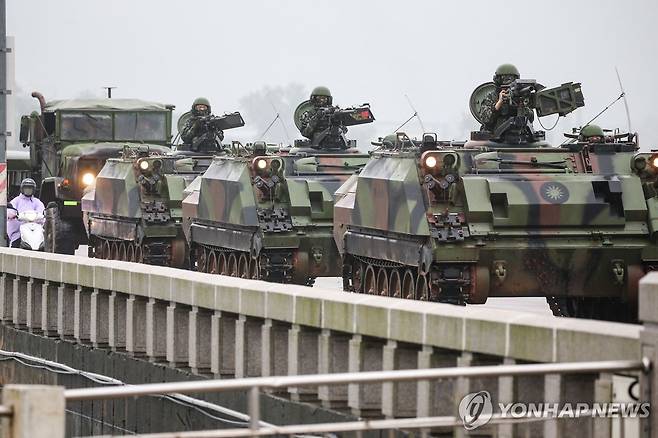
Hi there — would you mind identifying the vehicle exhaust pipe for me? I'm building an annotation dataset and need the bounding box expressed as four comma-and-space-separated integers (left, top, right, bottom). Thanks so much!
31, 91, 46, 112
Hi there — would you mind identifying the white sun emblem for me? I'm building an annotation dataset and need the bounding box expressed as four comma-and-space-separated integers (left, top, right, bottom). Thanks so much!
544, 185, 564, 201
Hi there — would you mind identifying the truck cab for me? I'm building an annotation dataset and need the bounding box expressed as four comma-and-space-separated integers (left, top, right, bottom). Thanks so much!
17, 93, 174, 253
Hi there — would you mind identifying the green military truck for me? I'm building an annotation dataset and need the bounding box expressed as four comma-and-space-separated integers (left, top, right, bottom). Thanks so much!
18, 92, 174, 253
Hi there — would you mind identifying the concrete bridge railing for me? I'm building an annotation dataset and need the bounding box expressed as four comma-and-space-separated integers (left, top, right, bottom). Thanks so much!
0, 248, 650, 437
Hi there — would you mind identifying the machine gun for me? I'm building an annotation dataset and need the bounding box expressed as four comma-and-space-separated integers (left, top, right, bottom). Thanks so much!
197, 111, 246, 132
502, 80, 584, 117
293, 101, 375, 150
315, 105, 375, 127
470, 80, 584, 144
176, 111, 245, 153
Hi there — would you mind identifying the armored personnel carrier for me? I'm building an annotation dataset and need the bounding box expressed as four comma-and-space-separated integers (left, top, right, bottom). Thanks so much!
18, 93, 174, 254
334, 80, 656, 323
81, 112, 245, 267
183, 91, 374, 284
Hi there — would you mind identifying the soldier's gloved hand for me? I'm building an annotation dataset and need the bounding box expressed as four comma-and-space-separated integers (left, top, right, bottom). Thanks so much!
495, 89, 509, 111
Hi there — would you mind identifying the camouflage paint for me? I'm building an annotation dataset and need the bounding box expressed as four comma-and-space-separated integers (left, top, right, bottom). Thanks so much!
334, 140, 657, 320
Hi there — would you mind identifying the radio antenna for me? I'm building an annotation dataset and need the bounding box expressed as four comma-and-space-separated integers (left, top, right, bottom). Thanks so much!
404, 94, 426, 133
615, 66, 632, 133
267, 97, 292, 144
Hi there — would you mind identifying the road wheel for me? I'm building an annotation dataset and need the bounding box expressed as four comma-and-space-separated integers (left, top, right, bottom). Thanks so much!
127, 243, 136, 262
351, 259, 364, 293
389, 269, 402, 298
364, 265, 376, 294
118, 242, 127, 261
135, 245, 144, 263
416, 274, 429, 301
227, 253, 238, 276
249, 257, 260, 279
102, 241, 111, 260
217, 252, 227, 275
95, 240, 105, 259
238, 253, 249, 278
376, 268, 389, 296
207, 251, 218, 274
110, 242, 119, 260
402, 269, 415, 299
196, 247, 207, 272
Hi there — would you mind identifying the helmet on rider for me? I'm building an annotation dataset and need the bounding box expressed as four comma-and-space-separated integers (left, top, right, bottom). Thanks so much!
20, 178, 36, 197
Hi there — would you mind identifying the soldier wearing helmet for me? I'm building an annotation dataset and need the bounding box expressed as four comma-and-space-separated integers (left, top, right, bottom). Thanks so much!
579, 124, 605, 143
6, 178, 45, 247
298, 86, 348, 149
180, 97, 225, 153
478, 64, 528, 134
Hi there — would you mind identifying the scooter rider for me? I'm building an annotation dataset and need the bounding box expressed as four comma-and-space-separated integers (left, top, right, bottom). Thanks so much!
7, 178, 45, 248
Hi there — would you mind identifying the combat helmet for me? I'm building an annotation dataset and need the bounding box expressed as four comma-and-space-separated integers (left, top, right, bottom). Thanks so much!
191, 97, 211, 116
493, 63, 520, 87
381, 133, 398, 149
310, 86, 332, 106
579, 124, 605, 142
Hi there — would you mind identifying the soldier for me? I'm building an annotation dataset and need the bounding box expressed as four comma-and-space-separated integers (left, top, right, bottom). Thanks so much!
180, 97, 225, 153
479, 64, 527, 134
579, 124, 605, 143
299, 86, 348, 150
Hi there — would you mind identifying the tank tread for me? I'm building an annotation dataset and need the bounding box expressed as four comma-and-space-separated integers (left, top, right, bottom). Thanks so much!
193, 243, 316, 286
345, 255, 472, 305
90, 236, 173, 267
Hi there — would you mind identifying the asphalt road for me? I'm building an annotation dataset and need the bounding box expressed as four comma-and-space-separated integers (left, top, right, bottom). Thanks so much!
76, 246, 554, 317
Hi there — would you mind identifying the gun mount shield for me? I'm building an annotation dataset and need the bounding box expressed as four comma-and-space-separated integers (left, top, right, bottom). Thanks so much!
469, 82, 496, 124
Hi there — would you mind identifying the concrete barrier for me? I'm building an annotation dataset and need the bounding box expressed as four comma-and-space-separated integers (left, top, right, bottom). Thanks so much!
0, 248, 645, 437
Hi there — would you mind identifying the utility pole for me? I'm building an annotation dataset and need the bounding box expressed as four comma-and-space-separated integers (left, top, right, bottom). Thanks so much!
0, 0, 8, 246
103, 86, 116, 98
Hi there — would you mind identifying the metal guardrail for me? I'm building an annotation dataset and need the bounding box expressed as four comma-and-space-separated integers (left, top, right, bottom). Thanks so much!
63, 359, 650, 437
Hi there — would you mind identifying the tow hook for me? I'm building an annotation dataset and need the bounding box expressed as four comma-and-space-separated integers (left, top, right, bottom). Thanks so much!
611, 260, 625, 285
493, 260, 507, 284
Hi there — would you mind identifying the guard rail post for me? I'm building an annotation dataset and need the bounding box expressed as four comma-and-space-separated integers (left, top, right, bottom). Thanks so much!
1, 385, 65, 438
640, 273, 658, 438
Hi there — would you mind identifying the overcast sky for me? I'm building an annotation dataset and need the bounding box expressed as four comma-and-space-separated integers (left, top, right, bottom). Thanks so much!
7, 0, 658, 148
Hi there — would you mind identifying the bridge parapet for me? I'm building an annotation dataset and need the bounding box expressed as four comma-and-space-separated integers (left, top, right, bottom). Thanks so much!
0, 248, 645, 437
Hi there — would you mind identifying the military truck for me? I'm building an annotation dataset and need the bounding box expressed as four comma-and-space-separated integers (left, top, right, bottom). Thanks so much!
18, 93, 174, 253
182, 101, 374, 285
334, 81, 657, 323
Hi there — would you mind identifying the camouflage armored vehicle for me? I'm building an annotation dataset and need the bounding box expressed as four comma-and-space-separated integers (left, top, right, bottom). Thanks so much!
18, 93, 174, 254
81, 112, 245, 267
183, 89, 374, 284
334, 80, 657, 323
81, 152, 213, 267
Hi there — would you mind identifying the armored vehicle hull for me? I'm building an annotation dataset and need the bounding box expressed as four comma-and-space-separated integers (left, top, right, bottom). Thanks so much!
183, 150, 370, 284
334, 140, 655, 322
82, 153, 212, 267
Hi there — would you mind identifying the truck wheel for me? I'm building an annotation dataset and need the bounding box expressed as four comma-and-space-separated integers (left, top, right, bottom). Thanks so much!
44, 204, 76, 255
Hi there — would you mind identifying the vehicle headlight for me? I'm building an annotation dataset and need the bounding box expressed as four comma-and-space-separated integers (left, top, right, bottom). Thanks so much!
255, 158, 268, 170
424, 155, 438, 169
82, 172, 96, 186
24, 211, 37, 222
139, 160, 150, 171
650, 155, 658, 169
